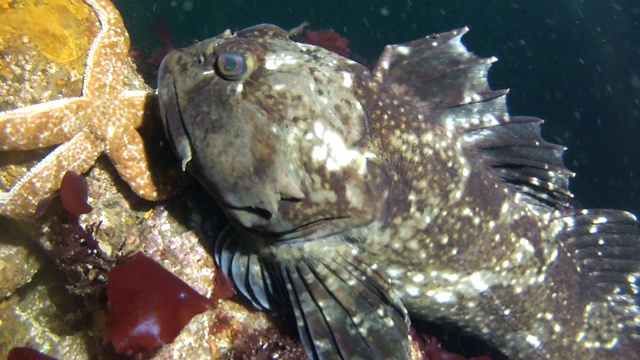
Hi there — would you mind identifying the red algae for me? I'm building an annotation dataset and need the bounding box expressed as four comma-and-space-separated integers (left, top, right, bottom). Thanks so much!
7, 347, 58, 360
153, 13, 174, 52
297, 29, 351, 57
209, 309, 306, 360
106, 252, 211, 354
410, 327, 494, 360
211, 265, 235, 303
60, 171, 92, 215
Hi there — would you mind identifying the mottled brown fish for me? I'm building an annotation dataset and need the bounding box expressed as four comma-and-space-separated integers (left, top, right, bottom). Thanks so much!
157, 24, 640, 359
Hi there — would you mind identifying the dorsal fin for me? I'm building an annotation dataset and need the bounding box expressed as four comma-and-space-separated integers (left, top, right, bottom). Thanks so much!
373, 28, 574, 209
373, 27, 504, 111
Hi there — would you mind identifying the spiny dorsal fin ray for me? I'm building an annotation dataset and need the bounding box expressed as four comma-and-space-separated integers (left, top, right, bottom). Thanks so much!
281, 253, 410, 360
469, 115, 575, 207
449, 98, 574, 209
373, 27, 504, 111
374, 28, 574, 209
554, 209, 640, 337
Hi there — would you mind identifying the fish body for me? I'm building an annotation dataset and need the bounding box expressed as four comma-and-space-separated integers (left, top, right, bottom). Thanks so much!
157, 24, 640, 359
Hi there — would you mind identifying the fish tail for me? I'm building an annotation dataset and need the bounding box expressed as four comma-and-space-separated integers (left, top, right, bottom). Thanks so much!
553, 209, 640, 348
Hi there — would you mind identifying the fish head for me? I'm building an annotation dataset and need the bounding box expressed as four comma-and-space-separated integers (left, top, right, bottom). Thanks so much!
158, 24, 388, 240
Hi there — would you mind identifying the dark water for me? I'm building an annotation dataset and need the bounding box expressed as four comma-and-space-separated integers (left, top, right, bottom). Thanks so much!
115, 0, 640, 216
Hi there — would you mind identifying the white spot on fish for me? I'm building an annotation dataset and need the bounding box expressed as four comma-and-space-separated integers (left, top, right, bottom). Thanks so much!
594, 216, 608, 224
482, 113, 499, 125
387, 268, 403, 278
519, 238, 535, 253
427, 290, 455, 303
470, 272, 490, 292
526, 334, 541, 348
412, 273, 425, 283
501, 202, 510, 214
342, 72, 353, 87
310, 122, 375, 174
405, 285, 420, 297
396, 46, 411, 56
265, 52, 299, 70
554, 323, 563, 333
312, 144, 328, 162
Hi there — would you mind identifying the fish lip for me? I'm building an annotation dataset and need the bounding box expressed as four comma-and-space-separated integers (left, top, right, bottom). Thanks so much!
226, 206, 273, 227
220, 189, 305, 229
224, 192, 304, 214
157, 50, 194, 171
224, 205, 348, 239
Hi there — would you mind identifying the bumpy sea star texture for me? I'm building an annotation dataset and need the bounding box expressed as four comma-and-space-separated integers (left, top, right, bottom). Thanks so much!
0, 0, 181, 220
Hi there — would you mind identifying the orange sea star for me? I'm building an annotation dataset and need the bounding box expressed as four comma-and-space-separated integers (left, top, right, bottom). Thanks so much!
0, 0, 180, 219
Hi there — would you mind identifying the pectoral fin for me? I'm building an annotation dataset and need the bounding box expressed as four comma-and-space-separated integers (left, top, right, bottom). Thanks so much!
214, 228, 410, 359
280, 253, 410, 360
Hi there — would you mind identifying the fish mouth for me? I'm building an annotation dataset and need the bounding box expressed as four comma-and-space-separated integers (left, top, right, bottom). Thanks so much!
223, 195, 296, 229
226, 195, 303, 222
217, 177, 307, 230
224, 202, 348, 240
226, 206, 275, 227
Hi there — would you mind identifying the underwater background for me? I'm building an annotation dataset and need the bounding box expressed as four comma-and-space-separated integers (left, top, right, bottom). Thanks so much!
114, 0, 640, 216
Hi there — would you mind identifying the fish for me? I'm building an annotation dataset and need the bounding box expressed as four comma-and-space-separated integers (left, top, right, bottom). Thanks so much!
156, 24, 640, 359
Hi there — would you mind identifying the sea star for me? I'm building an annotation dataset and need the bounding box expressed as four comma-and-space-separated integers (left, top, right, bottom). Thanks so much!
0, 0, 180, 219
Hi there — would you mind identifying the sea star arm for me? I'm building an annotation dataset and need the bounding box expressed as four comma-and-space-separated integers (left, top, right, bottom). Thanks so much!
0, 97, 89, 150
120, 90, 155, 129
106, 124, 175, 201
0, 130, 104, 218
1, 0, 183, 219
103, 90, 180, 201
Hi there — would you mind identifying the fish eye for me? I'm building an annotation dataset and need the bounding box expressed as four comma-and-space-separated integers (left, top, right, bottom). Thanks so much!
214, 52, 250, 81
